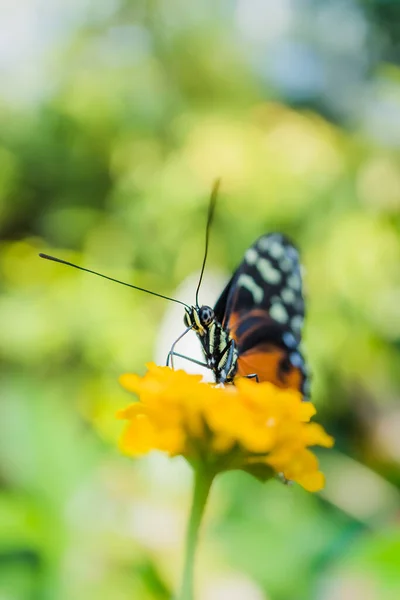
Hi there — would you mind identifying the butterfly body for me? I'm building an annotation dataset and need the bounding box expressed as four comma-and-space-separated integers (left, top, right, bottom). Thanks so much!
186, 233, 310, 397
184, 305, 238, 383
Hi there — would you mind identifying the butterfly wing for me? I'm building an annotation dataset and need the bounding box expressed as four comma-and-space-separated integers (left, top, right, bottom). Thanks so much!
214, 233, 309, 396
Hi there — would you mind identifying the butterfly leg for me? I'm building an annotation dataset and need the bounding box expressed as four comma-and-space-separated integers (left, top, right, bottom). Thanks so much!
246, 373, 259, 382
168, 351, 208, 369
277, 473, 293, 486
166, 326, 195, 369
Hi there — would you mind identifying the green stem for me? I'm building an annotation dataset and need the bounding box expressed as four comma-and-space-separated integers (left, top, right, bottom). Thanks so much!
177, 466, 215, 600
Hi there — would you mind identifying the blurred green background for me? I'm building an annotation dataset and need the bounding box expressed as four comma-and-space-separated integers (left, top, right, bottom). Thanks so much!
1, 1, 400, 599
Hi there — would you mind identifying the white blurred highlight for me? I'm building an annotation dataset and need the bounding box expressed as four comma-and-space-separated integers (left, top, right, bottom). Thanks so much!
321, 451, 400, 526
235, 0, 293, 43
320, 574, 377, 600
374, 410, 400, 463
128, 501, 183, 549
200, 573, 267, 600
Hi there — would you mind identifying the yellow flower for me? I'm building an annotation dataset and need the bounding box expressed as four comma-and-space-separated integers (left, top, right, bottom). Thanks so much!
117, 363, 334, 492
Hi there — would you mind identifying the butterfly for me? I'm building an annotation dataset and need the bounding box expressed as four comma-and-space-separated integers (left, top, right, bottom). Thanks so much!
181, 232, 309, 398
40, 182, 309, 398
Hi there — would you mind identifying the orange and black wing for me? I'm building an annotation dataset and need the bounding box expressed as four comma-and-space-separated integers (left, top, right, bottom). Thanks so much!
214, 233, 309, 397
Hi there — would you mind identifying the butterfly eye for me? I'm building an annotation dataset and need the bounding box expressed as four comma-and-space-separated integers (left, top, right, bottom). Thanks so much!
199, 306, 214, 326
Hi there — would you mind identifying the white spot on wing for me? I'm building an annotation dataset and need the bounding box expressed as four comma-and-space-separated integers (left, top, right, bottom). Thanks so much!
289, 352, 303, 368
287, 273, 302, 291
279, 257, 294, 272
287, 246, 299, 261
268, 241, 285, 259
245, 248, 258, 265
282, 332, 297, 348
291, 315, 303, 331
237, 274, 263, 304
257, 237, 270, 251
269, 301, 288, 324
269, 234, 283, 242
257, 258, 282, 284
281, 287, 296, 304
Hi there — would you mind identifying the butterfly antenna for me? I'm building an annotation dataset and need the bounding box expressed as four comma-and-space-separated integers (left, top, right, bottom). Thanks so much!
39, 253, 191, 309
195, 178, 221, 307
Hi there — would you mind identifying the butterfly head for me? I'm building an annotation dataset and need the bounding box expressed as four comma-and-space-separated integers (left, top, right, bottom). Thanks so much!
184, 305, 215, 335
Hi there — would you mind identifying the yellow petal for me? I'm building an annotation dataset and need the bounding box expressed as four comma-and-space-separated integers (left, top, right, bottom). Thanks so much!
119, 373, 141, 394
116, 403, 145, 420
295, 471, 326, 492
303, 423, 335, 448
119, 415, 157, 456
157, 428, 186, 455
298, 402, 317, 421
